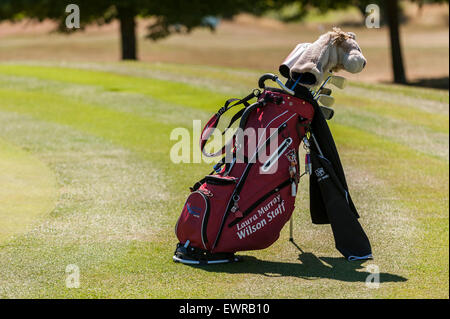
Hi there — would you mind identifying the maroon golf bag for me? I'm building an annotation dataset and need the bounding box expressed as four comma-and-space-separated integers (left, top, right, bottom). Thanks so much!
173, 74, 316, 264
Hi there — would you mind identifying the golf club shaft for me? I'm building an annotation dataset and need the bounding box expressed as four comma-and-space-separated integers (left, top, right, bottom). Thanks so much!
313, 75, 332, 98
310, 133, 324, 156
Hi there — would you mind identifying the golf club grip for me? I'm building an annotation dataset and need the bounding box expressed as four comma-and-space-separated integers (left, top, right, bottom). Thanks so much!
258, 73, 278, 89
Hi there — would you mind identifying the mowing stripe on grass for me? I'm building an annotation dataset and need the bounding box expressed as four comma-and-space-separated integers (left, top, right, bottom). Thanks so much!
0, 86, 447, 266
0, 111, 172, 297
0, 64, 447, 156
2, 64, 446, 135
344, 85, 449, 115
0, 74, 213, 128
0, 87, 216, 197
349, 80, 449, 104
331, 122, 448, 209
0, 63, 447, 298
334, 92, 449, 134
331, 123, 449, 298
0, 138, 57, 243
0, 61, 262, 96
334, 106, 449, 161
0, 64, 230, 112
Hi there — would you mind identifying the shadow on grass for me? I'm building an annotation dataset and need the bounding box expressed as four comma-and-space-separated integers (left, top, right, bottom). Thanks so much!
195, 241, 407, 284
407, 77, 449, 90
382, 77, 449, 90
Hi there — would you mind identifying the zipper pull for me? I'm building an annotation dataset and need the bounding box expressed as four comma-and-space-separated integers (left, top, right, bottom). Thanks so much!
288, 149, 297, 177
230, 195, 241, 216
291, 180, 297, 197
303, 137, 312, 175
231, 203, 243, 218
288, 151, 298, 197
289, 164, 296, 177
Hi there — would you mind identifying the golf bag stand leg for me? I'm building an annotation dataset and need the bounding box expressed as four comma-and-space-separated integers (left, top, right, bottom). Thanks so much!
289, 216, 293, 242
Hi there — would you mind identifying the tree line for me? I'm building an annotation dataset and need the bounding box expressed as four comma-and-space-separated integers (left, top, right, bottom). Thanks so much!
0, 0, 447, 84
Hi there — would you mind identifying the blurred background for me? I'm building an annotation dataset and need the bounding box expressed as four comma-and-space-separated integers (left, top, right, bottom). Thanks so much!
0, 0, 448, 87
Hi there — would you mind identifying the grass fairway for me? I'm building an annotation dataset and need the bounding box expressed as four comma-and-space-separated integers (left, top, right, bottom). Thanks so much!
0, 139, 57, 242
0, 62, 448, 298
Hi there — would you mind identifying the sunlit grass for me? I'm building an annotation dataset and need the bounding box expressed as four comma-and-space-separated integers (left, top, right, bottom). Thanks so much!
0, 138, 57, 242
0, 63, 447, 298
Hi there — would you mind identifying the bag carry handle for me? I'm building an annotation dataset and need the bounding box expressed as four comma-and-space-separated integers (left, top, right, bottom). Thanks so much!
258, 73, 295, 95
201, 72, 296, 158
200, 90, 260, 157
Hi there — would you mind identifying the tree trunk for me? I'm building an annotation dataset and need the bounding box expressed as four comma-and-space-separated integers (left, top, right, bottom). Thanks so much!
117, 5, 137, 60
385, 0, 407, 84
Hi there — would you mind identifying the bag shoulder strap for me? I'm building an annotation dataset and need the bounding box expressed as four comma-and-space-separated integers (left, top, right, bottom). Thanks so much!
200, 90, 260, 157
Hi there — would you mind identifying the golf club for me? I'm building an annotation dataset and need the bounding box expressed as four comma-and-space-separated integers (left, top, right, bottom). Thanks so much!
316, 94, 335, 107
328, 75, 347, 90
313, 74, 347, 97
317, 87, 332, 96
314, 86, 335, 120
319, 105, 335, 120
312, 73, 332, 97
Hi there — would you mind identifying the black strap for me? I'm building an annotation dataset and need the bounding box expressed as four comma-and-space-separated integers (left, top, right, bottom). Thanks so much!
222, 108, 246, 135
201, 90, 260, 158
218, 90, 257, 117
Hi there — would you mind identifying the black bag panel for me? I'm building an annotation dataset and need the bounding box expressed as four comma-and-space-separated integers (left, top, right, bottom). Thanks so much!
308, 103, 359, 225
311, 153, 372, 259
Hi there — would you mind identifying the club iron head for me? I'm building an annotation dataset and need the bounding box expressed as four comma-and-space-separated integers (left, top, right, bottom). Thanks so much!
328, 75, 347, 89
317, 87, 332, 96
316, 94, 335, 107
319, 105, 335, 120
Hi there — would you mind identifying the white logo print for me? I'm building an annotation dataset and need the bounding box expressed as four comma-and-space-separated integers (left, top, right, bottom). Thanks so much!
315, 167, 329, 182
315, 168, 325, 177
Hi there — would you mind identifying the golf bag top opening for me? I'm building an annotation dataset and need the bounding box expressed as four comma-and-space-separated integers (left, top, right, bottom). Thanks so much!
291, 72, 317, 85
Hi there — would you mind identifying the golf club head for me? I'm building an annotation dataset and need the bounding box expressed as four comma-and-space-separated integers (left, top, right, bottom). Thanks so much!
329, 76, 347, 89
316, 94, 335, 107
317, 87, 332, 96
319, 105, 335, 120
311, 73, 332, 97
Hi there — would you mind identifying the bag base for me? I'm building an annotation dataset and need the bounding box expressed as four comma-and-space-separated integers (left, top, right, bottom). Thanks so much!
173, 242, 242, 265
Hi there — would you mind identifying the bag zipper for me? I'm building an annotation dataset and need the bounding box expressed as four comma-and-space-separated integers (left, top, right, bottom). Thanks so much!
196, 191, 211, 250
204, 175, 237, 185
261, 137, 293, 173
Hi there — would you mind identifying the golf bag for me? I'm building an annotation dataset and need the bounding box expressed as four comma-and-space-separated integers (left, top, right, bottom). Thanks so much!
174, 75, 315, 264
174, 74, 372, 265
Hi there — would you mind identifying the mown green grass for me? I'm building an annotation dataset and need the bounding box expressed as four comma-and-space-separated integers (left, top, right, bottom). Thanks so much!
0, 62, 448, 298
0, 138, 57, 242
0, 64, 229, 112
350, 81, 449, 104
333, 91, 448, 134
